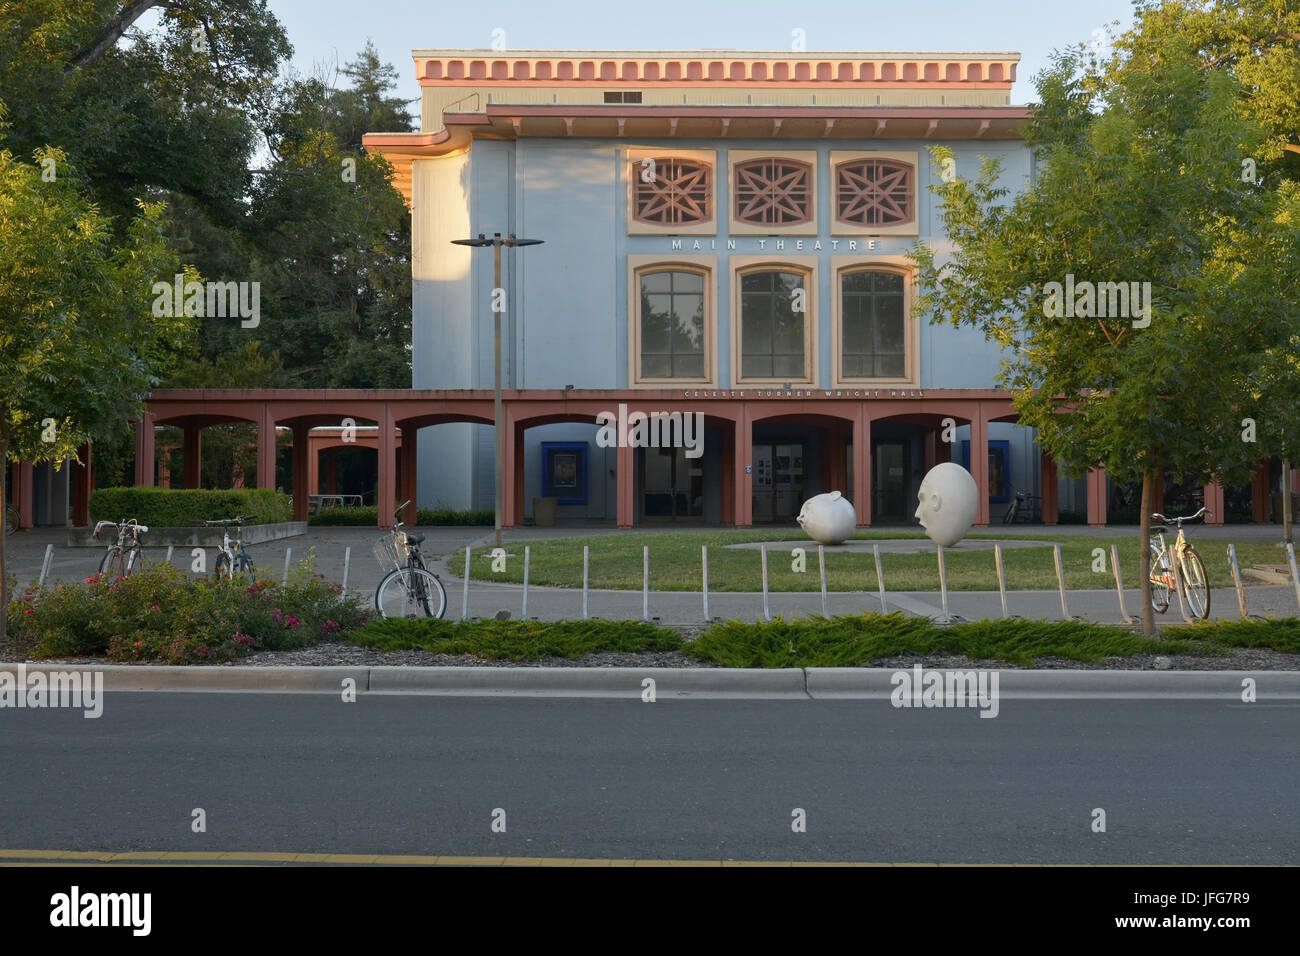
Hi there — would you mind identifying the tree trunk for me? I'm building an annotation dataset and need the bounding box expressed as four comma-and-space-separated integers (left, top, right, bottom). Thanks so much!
63, 0, 163, 75
1, 430, 8, 645
1283, 460, 1293, 545
1139, 468, 1154, 637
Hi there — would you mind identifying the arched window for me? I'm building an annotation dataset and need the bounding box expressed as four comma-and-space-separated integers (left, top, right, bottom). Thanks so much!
739, 270, 808, 380
835, 159, 914, 227
839, 269, 906, 378
734, 158, 813, 226
638, 268, 706, 380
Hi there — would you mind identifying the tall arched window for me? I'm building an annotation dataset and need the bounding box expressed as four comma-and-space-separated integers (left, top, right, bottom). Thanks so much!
639, 269, 706, 379
838, 268, 907, 380
739, 270, 807, 380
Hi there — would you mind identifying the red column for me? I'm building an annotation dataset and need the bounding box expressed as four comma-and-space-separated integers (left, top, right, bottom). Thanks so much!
616, 439, 635, 528
401, 427, 418, 526
291, 424, 309, 522
182, 425, 201, 489
71, 442, 93, 527
377, 404, 396, 528
854, 405, 870, 526
1040, 451, 1058, 525
970, 406, 990, 527
720, 424, 735, 525
134, 413, 155, 487
1251, 461, 1270, 523
511, 421, 526, 527
256, 407, 276, 490
735, 405, 753, 527
1086, 468, 1107, 526
824, 422, 847, 495
1202, 481, 1225, 525
308, 440, 320, 497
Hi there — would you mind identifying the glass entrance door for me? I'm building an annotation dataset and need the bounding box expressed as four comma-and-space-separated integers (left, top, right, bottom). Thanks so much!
873, 441, 908, 522
641, 447, 703, 521
752, 442, 804, 522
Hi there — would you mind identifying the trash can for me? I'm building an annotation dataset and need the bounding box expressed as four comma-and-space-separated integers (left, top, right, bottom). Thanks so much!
533, 496, 558, 527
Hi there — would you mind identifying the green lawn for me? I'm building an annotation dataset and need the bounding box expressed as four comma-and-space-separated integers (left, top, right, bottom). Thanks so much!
458, 529, 1286, 592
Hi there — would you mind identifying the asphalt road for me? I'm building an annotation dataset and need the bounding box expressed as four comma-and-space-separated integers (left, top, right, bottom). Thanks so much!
2, 693, 1295, 864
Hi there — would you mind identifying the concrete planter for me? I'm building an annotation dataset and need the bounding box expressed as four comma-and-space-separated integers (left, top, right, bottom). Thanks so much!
66, 521, 308, 548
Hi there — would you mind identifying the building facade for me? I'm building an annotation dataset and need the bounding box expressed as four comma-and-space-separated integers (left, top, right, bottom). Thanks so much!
365, 48, 1063, 527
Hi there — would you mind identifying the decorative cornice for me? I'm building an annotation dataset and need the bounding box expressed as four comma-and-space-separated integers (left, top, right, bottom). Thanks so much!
413, 52, 1018, 87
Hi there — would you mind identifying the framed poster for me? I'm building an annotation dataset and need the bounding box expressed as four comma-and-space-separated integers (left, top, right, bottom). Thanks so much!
541, 442, 588, 505
961, 439, 1012, 503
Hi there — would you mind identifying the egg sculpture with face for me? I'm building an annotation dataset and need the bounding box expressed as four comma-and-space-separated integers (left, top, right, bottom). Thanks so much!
796, 491, 857, 545
914, 462, 979, 547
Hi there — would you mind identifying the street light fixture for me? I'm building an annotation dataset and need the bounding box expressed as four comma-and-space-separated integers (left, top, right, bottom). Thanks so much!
450, 232, 544, 548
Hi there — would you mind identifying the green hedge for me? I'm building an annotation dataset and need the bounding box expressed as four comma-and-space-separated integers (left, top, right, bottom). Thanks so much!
309, 506, 494, 526
348, 617, 682, 659
89, 487, 292, 527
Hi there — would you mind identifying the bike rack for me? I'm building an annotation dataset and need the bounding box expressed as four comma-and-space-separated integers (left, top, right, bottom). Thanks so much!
993, 543, 1009, 619
873, 544, 887, 614
1110, 544, 1136, 626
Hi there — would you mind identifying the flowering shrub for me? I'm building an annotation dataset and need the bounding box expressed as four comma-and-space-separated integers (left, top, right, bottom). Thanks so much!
6, 558, 368, 664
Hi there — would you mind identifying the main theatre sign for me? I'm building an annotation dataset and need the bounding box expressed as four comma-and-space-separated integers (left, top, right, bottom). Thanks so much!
668, 238, 885, 252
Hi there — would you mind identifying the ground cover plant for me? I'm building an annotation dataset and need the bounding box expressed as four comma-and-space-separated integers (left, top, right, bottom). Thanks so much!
6, 555, 368, 663
348, 617, 682, 660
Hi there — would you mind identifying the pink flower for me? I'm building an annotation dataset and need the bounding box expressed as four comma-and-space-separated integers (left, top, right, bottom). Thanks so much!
151, 604, 161, 612
284, 616, 300, 628
24, 608, 34, 615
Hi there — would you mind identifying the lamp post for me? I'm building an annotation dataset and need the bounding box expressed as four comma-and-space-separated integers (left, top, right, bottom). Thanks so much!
451, 233, 544, 549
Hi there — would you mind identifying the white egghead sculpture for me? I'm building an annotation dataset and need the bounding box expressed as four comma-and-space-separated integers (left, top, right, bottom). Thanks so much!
915, 462, 979, 547
797, 491, 857, 545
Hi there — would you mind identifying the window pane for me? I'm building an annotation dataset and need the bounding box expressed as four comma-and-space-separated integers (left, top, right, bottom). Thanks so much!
773, 353, 805, 378
641, 271, 672, 293
642, 353, 671, 378
671, 293, 704, 354
674, 353, 704, 378
642, 294, 671, 353
674, 271, 703, 293
742, 353, 772, 378
878, 353, 905, 378
742, 293, 773, 353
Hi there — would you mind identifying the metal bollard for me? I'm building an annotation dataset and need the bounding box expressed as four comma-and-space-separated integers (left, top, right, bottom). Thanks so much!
761, 544, 771, 622
818, 545, 828, 617
282, 548, 292, 586
1288, 543, 1300, 613
582, 545, 590, 621
165, 545, 175, 566
461, 547, 471, 621
993, 543, 1009, 619
1226, 544, 1248, 621
38, 544, 54, 588
341, 546, 351, 598
522, 546, 531, 620
642, 545, 649, 622
1052, 544, 1070, 620
937, 545, 951, 622
1111, 544, 1135, 625
873, 544, 887, 614
701, 545, 710, 622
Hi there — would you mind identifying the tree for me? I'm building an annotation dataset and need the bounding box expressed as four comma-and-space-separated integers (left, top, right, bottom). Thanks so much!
908, 24, 1299, 635
0, 137, 183, 639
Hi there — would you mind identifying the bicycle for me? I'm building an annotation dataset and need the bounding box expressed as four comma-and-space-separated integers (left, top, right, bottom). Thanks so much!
93, 517, 149, 577
1149, 507, 1211, 620
374, 499, 446, 618
204, 515, 257, 580
1003, 489, 1041, 524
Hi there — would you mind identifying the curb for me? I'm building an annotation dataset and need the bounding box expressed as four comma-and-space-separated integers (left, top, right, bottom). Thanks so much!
3, 664, 1296, 699
806, 668, 1300, 699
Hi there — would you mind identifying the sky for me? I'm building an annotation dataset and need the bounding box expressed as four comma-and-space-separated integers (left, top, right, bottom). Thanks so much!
265, 0, 1144, 112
